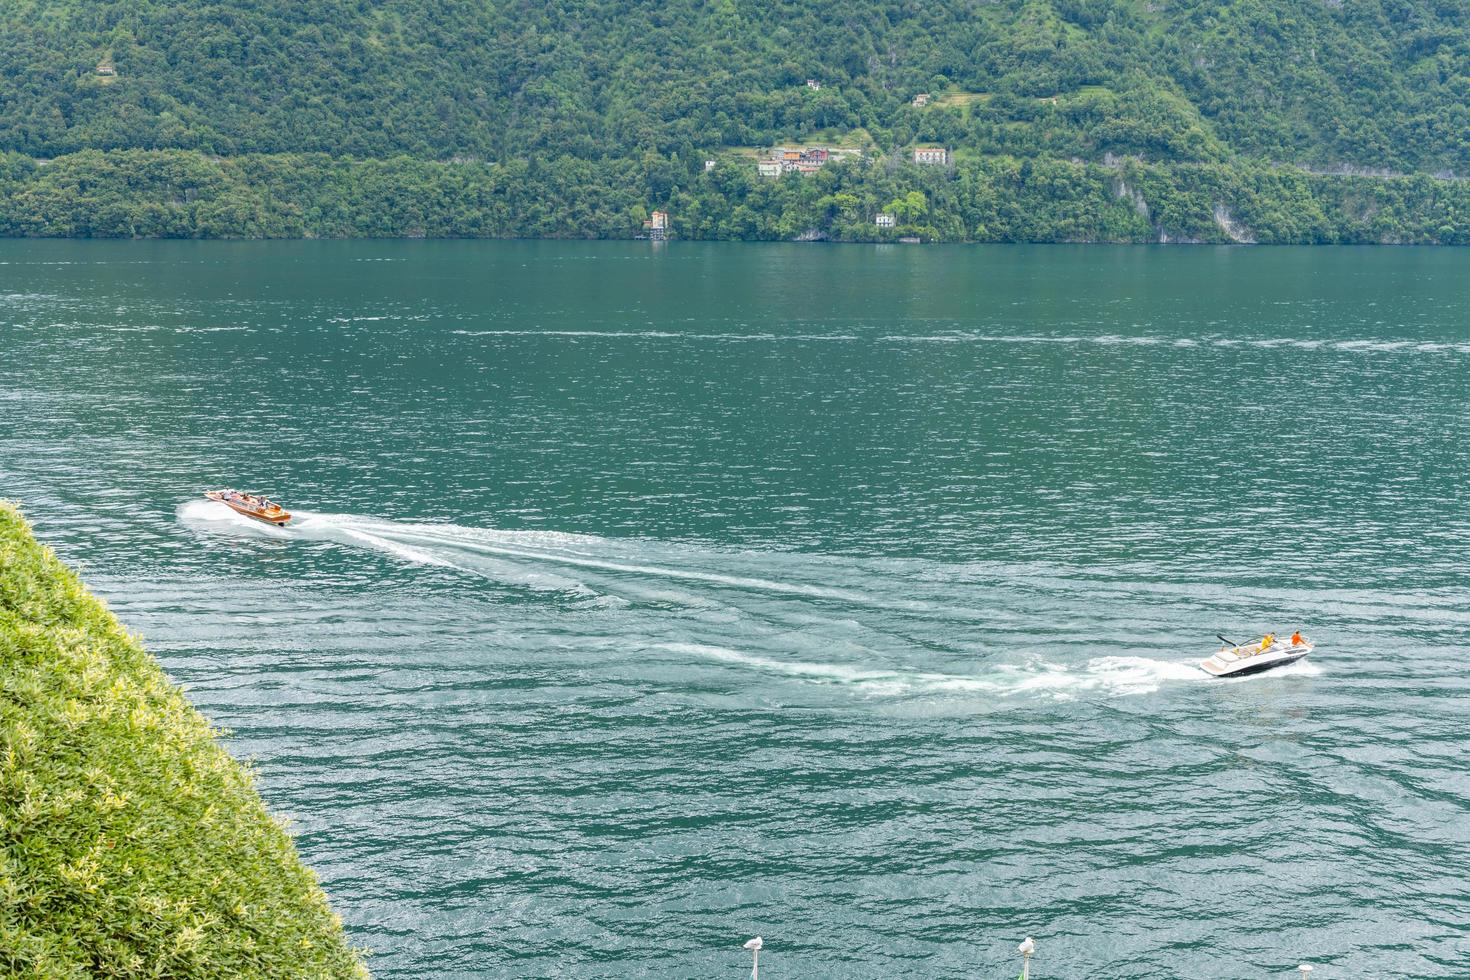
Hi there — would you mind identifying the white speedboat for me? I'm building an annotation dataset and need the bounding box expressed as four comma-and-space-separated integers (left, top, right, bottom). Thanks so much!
1200, 636, 1313, 678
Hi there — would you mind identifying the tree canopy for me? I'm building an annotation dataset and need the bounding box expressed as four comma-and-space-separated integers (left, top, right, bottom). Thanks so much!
2, 0, 1469, 241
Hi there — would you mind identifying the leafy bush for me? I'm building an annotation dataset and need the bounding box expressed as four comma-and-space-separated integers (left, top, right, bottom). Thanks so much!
0, 502, 365, 979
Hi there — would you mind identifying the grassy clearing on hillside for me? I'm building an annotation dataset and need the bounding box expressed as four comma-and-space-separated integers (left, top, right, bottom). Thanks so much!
0, 502, 365, 978
932, 91, 991, 109
721, 128, 876, 156
800, 128, 877, 151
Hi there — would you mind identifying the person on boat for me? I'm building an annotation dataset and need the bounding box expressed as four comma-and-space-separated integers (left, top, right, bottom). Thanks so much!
1260, 633, 1276, 651
1291, 631, 1305, 646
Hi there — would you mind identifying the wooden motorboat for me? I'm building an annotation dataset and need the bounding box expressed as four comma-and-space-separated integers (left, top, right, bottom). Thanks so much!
204, 489, 292, 526
1200, 635, 1313, 677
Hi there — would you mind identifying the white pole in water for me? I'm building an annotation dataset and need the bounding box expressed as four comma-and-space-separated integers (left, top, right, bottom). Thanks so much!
743, 937, 762, 979
1298, 966, 1313, 979
1018, 936, 1035, 980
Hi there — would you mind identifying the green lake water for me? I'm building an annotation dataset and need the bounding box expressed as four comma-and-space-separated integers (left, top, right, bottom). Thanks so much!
3, 240, 1469, 976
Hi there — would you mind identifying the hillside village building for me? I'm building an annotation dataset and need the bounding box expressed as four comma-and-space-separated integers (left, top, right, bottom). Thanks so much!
756, 146, 861, 177
913, 147, 948, 165
643, 210, 669, 240
875, 213, 896, 227
911, 93, 931, 107
783, 147, 828, 173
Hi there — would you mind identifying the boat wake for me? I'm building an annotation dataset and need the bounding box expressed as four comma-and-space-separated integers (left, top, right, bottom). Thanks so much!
176, 499, 1323, 703
664, 643, 1233, 699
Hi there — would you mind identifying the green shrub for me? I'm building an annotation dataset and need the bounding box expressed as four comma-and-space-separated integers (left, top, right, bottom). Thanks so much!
0, 502, 366, 978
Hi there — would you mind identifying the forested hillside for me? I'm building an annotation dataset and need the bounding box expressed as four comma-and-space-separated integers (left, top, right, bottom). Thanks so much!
3, 0, 1470, 241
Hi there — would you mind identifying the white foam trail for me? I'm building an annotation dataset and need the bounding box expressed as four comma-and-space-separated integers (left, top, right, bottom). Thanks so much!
178, 501, 595, 595
355, 521, 870, 602
179, 499, 234, 523
666, 644, 1216, 700
665, 642, 1001, 697
308, 516, 602, 596
331, 526, 459, 570
1071, 656, 1209, 695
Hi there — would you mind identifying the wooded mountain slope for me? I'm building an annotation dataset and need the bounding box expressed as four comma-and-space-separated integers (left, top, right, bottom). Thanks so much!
3, 0, 1469, 173
2, 0, 1469, 242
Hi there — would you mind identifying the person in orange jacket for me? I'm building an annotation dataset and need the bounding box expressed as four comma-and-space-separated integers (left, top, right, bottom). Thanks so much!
1291, 631, 1305, 646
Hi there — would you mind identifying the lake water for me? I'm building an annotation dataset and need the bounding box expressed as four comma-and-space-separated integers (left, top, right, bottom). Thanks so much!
3, 240, 1469, 977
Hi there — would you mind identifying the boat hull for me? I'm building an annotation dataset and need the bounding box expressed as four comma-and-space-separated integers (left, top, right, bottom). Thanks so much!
1200, 643, 1313, 678
204, 491, 292, 526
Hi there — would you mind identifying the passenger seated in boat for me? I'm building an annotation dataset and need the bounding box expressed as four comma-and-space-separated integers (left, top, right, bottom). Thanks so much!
1291, 631, 1304, 645
1260, 633, 1275, 652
